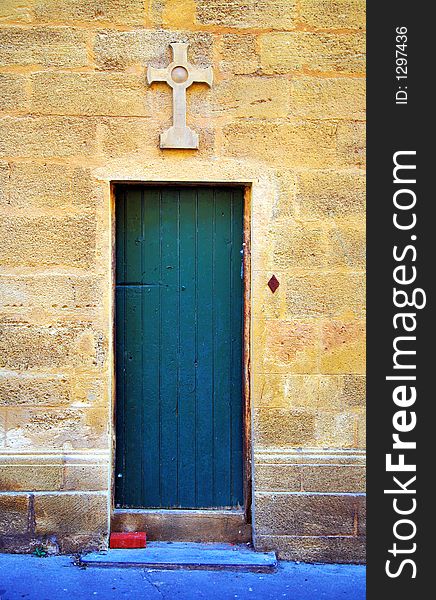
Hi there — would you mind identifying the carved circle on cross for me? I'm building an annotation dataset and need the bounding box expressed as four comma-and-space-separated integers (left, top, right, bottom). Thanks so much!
171, 66, 189, 84
164, 59, 197, 90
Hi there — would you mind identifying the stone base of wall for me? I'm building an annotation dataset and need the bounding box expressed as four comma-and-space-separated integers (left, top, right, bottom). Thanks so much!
256, 535, 365, 564
0, 452, 110, 554
253, 448, 366, 563
0, 491, 109, 554
0, 532, 107, 555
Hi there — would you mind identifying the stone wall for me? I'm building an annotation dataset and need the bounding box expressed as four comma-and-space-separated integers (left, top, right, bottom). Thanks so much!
0, 0, 366, 561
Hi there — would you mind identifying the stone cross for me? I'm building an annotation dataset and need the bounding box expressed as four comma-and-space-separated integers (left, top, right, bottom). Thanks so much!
147, 42, 213, 149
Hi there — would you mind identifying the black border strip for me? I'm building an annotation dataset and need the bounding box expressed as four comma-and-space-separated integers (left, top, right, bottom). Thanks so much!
367, 2, 432, 595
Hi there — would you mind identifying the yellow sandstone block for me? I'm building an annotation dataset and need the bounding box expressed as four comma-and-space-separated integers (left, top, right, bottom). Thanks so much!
70, 376, 106, 408
318, 374, 365, 411
31, 72, 149, 117
301, 464, 366, 493
299, 0, 366, 30
300, 375, 344, 413
254, 220, 365, 273
63, 465, 109, 491
0, 274, 103, 314
338, 374, 366, 408
5, 163, 98, 210
94, 30, 142, 71
255, 493, 358, 535
0, 215, 95, 267
289, 375, 344, 410
290, 76, 365, 120
252, 372, 300, 409
336, 121, 366, 167
223, 122, 340, 168
254, 408, 316, 447
0, 495, 30, 535
33, 0, 146, 26
259, 32, 365, 74
214, 77, 290, 119
257, 319, 320, 374
0, 376, 70, 407
295, 168, 365, 220
356, 410, 365, 449
321, 320, 366, 374
256, 534, 366, 563
195, 0, 297, 30
256, 462, 365, 494
255, 464, 302, 492
0, 74, 28, 113
0, 0, 33, 23
254, 373, 349, 411
327, 223, 366, 269
0, 162, 8, 204
0, 411, 4, 449
162, 0, 196, 28
219, 35, 259, 75
0, 322, 103, 370
271, 223, 330, 270
254, 373, 365, 412
34, 493, 108, 535
5, 406, 108, 450
285, 273, 365, 320
0, 27, 88, 68
0, 465, 63, 492
0, 116, 97, 158
314, 411, 357, 447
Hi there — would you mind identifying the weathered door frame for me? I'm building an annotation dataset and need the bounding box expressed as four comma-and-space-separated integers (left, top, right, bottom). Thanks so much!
109, 181, 252, 542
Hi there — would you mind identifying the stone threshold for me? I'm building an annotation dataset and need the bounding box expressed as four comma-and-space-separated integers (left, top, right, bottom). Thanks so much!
80, 542, 277, 573
111, 509, 252, 543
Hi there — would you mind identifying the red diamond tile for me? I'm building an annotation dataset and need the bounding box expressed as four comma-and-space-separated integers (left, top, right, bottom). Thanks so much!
267, 275, 280, 293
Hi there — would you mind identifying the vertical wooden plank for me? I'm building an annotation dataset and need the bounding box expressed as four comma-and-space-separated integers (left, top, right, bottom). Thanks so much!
177, 188, 197, 507
195, 187, 215, 507
140, 188, 161, 507
213, 188, 232, 507
230, 189, 244, 506
123, 188, 143, 283
114, 284, 126, 506
159, 188, 179, 507
115, 187, 126, 285
122, 285, 144, 507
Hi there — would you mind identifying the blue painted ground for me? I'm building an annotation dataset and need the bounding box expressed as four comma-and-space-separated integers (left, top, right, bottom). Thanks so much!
0, 554, 365, 600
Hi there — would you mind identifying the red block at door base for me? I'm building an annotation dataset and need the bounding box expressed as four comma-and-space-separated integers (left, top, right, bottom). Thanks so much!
110, 532, 147, 549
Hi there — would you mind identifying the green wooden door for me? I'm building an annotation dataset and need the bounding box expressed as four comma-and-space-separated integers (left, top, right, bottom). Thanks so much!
115, 186, 244, 509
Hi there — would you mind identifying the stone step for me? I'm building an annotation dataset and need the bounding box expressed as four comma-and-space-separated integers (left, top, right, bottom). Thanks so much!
80, 542, 277, 573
